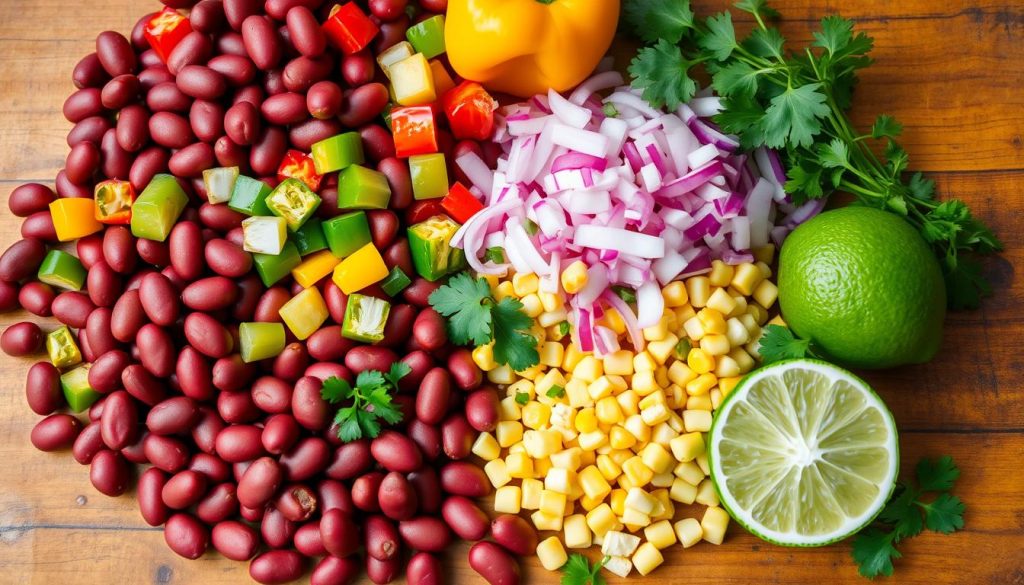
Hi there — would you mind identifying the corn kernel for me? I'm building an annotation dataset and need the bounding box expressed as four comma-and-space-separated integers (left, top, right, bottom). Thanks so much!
642, 317, 669, 342
700, 333, 731, 356
538, 291, 562, 312
485, 459, 511, 488
707, 287, 738, 315
686, 276, 711, 308
536, 536, 569, 570
472, 432, 500, 461
640, 443, 674, 474
523, 429, 562, 458
586, 504, 621, 537
747, 303, 769, 326
563, 514, 592, 549
609, 426, 636, 450
662, 281, 689, 306
683, 316, 705, 341
622, 457, 654, 487
710, 387, 724, 409
686, 373, 718, 396
517, 292, 543, 317
599, 307, 626, 334
472, 343, 497, 372
673, 304, 697, 325
579, 465, 612, 501
550, 447, 582, 471
674, 460, 706, 485
697, 308, 727, 335
520, 478, 543, 510
730, 263, 763, 295
603, 350, 634, 376
654, 366, 670, 389
573, 408, 598, 433
494, 485, 522, 514
511, 272, 539, 296
573, 356, 603, 383
532, 510, 564, 531
687, 348, 715, 374
621, 507, 651, 528
686, 393, 713, 411
718, 377, 742, 398
753, 279, 779, 309
577, 430, 608, 451
561, 343, 585, 371
669, 432, 705, 463
696, 453, 710, 475
499, 396, 522, 422
494, 280, 516, 300
650, 422, 678, 446
522, 402, 552, 430
561, 261, 588, 294
602, 531, 642, 557
674, 517, 704, 548
643, 519, 677, 550
623, 415, 651, 444
609, 489, 627, 516
539, 489, 568, 516
535, 342, 565, 369
640, 402, 670, 426
632, 542, 664, 576
505, 451, 534, 479
496, 421, 524, 447
695, 478, 720, 507
624, 488, 657, 515
488, 364, 516, 385
587, 376, 615, 400
670, 478, 698, 504
683, 410, 713, 433
651, 471, 674, 488
538, 308, 569, 328
701, 506, 730, 545
596, 454, 622, 480
708, 260, 735, 287
579, 494, 603, 512
646, 335, 678, 365
594, 397, 623, 425
632, 351, 658, 373
730, 346, 756, 372
714, 355, 740, 378
545, 468, 574, 495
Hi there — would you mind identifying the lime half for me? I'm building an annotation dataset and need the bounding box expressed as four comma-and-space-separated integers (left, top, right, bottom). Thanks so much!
708, 359, 899, 546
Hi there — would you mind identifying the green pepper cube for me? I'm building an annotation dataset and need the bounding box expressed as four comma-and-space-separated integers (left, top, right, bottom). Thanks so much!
267, 178, 321, 231
292, 217, 328, 256
342, 294, 391, 343
407, 215, 465, 281
253, 241, 302, 286
61, 364, 99, 412
131, 174, 189, 242
242, 216, 288, 255
203, 166, 240, 204
322, 211, 372, 258
409, 153, 449, 200
37, 250, 87, 291
406, 15, 446, 59
229, 175, 273, 216
47, 325, 82, 369
380, 266, 412, 297
338, 165, 392, 209
239, 322, 286, 363
312, 132, 364, 175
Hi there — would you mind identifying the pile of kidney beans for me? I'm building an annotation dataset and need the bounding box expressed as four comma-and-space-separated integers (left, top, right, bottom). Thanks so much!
0, 0, 535, 583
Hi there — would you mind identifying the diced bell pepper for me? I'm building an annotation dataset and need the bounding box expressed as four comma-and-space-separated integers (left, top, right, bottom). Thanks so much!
94, 179, 136, 225
380, 266, 412, 297
131, 174, 188, 241
292, 249, 341, 288
342, 294, 391, 343
144, 7, 193, 63
409, 153, 449, 200
378, 42, 415, 79
50, 198, 102, 242
38, 250, 87, 291
267, 178, 321, 231
406, 15, 446, 59
430, 60, 457, 97
311, 132, 364, 175
338, 165, 391, 209
390, 53, 436, 106
442, 81, 498, 141
391, 106, 438, 158
239, 322, 286, 363
242, 216, 288, 255
322, 211, 371, 258
323, 2, 379, 55
203, 166, 239, 204
228, 175, 273, 216
47, 325, 82, 369
62, 364, 99, 412
253, 241, 302, 286
408, 215, 465, 281
292, 217, 328, 256
277, 150, 323, 191
279, 287, 329, 340
441, 182, 485, 223
332, 242, 389, 294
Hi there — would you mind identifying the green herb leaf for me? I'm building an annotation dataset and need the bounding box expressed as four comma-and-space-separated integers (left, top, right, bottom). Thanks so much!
907, 172, 935, 200
546, 385, 566, 399
558, 321, 570, 337
711, 61, 764, 99
321, 376, 353, 404
852, 528, 900, 578
622, 0, 695, 44
871, 114, 903, 139
429, 272, 494, 346
485, 247, 506, 264
757, 325, 817, 364
561, 554, 607, 585
324, 365, 405, 443
384, 362, 412, 390
612, 285, 637, 304
602, 102, 619, 118
760, 83, 830, 148
915, 455, 960, 491
734, 0, 779, 20
920, 493, 966, 534
813, 15, 854, 56
817, 138, 850, 169
743, 27, 785, 59
629, 39, 699, 110
698, 12, 737, 61
492, 297, 540, 372
515, 391, 529, 406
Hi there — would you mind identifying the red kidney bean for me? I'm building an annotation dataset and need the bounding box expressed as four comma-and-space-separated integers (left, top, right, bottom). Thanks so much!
289, 117, 343, 151
412, 309, 446, 351
75, 235, 104, 270
30, 414, 82, 451
219, 389, 260, 424
170, 142, 216, 178
191, 406, 225, 454
216, 425, 266, 462
342, 53, 375, 88
144, 434, 190, 472
410, 467, 444, 514
350, 471, 384, 513
205, 238, 252, 277
465, 387, 500, 432
199, 202, 246, 232
9, 184, 55, 217
370, 431, 422, 474
261, 92, 307, 125
129, 12, 155, 49
177, 65, 227, 101
406, 420, 441, 461
264, 68, 286, 96
276, 483, 318, 522
68, 116, 113, 147
167, 31, 213, 76
250, 126, 288, 176
415, 368, 450, 425
490, 515, 538, 557
272, 343, 308, 381
365, 210, 399, 251
189, 453, 231, 483
237, 456, 282, 509
115, 105, 149, 153
63, 88, 103, 123
100, 391, 138, 450
442, 413, 475, 460
84, 261, 119, 308
21, 210, 59, 241
197, 482, 239, 524
292, 523, 326, 557
239, 503, 265, 522
212, 520, 257, 561
321, 281, 346, 323
184, 313, 233, 358
375, 303, 412, 349
285, 6, 325, 57
406, 552, 443, 585
149, 110, 195, 148
359, 124, 396, 162
216, 31, 248, 57
138, 65, 175, 91
130, 147, 171, 191
241, 15, 282, 70
0, 281, 16, 313
252, 376, 292, 414
213, 355, 257, 392
339, 83, 389, 127
2, 322, 43, 356
138, 467, 170, 526
182, 277, 238, 313
280, 437, 331, 481
147, 397, 200, 436
139, 273, 180, 326
375, 16, 409, 54
168, 222, 204, 281
100, 74, 140, 110
224, 101, 261, 146
320, 441, 371, 483
369, 0, 408, 20
288, 376, 328, 432
403, 278, 442, 308
345, 346, 398, 375
164, 513, 209, 560
96, 31, 135, 76
90, 449, 130, 496
265, 0, 324, 20
367, 556, 400, 585
250, 550, 305, 585
18, 282, 54, 316
398, 350, 432, 393
282, 54, 333, 93
122, 364, 167, 407
449, 348, 484, 392
397, 517, 451, 552
100, 128, 132, 180
189, 100, 225, 144
137, 239, 171, 269
110, 289, 146, 342
315, 479, 351, 514
25, 362, 63, 415
254, 286, 289, 322
261, 506, 297, 549
320, 508, 360, 558
137, 324, 174, 377
65, 141, 100, 185
190, 0, 227, 33
305, 326, 352, 361
378, 471, 418, 521
469, 541, 521, 585
208, 54, 257, 88
362, 515, 400, 562
442, 496, 490, 541
162, 470, 208, 509
73, 53, 110, 89
0, 238, 46, 282
122, 432, 149, 464
214, 135, 248, 166
440, 461, 491, 497
302, 80, 342, 120
88, 350, 130, 393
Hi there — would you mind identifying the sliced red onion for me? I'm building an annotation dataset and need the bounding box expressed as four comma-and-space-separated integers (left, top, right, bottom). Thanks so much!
746, 178, 775, 248
689, 96, 724, 117
635, 280, 664, 328
683, 211, 722, 240
654, 160, 723, 200
573, 225, 665, 258
601, 290, 645, 351
782, 197, 826, 227
599, 117, 630, 157
605, 91, 661, 119
550, 124, 608, 158
551, 152, 608, 173
456, 151, 495, 196
721, 249, 755, 265
577, 264, 608, 307
577, 307, 595, 352
507, 115, 550, 137
549, 88, 593, 129
506, 218, 551, 276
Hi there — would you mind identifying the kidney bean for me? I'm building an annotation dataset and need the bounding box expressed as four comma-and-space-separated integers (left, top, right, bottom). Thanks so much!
207, 55, 256, 89
213, 355, 257, 392
164, 513, 209, 560
299, 81, 342, 121
345, 346, 398, 375
99, 128, 131, 180
374, 303, 411, 349
319, 280, 345, 323
239, 503, 265, 523
169, 142, 215, 178
281, 6, 324, 57
30, 414, 82, 452
398, 350, 431, 393
83, 261, 119, 309
167, 31, 213, 76
177, 65, 227, 101
469, 541, 520, 585
146, 396, 200, 436
205, 238, 253, 277
149, 110, 195, 149
320, 508, 360, 558
110, 289, 146, 342
1, 322, 43, 356
0, 281, 16, 313
357, 515, 398, 562
0, 238, 46, 282
138, 273, 180, 327
197, 482, 239, 524
369, 431, 422, 474
219, 390, 260, 424
130, 147, 171, 192
99, 391, 137, 451
86, 350, 129, 394
261, 92, 307, 125
114, 105, 149, 153
404, 552, 443, 585
189, 100, 225, 144
25, 362, 63, 415
338, 57, 374, 94
122, 432, 150, 464
224, 101, 261, 146
138, 65, 175, 91
183, 313, 233, 359
440, 461, 491, 498
68, 116, 112, 148
189, 453, 231, 483
280, 437, 331, 481
250, 550, 304, 585
166, 224, 204, 283
414, 368, 450, 425
199, 202, 245, 232
288, 376, 329, 432
250, 126, 288, 176
377, 472, 417, 521
303, 326, 350, 361
277, 483, 318, 522
375, 16, 409, 53
120, 365, 165, 408
100, 74, 140, 110
397, 517, 450, 552
251, 376, 292, 414
73, 53, 110, 89
236, 456, 282, 509
63, 88, 103, 123
190, 0, 226, 33
90, 449, 130, 496
406, 420, 441, 461
339, 83, 389, 127
272, 343, 308, 382
216, 424, 266, 463
441, 413, 475, 460
96, 30, 135, 76
17, 282, 53, 317
465, 387, 500, 432
291, 523, 327, 558
180, 278, 236, 314
138, 467, 170, 526
72, 236, 102, 272
490, 515, 539, 558
211, 520, 257, 561
253, 286, 289, 322
261, 506, 297, 549
191, 406, 225, 455
357, 125, 395, 163
366, 556, 400, 585
451, 348, 487, 392
441, 496, 489, 541
403, 278, 441, 308
282, 54, 333, 93
348, 470, 384, 513
138, 240, 172, 270
162, 470, 208, 510
65, 141, 100, 185
20, 210, 58, 241
241, 15, 282, 70
364, 211, 398, 252
9, 184, 55, 218
289, 117, 343, 151
135, 324, 174, 377
144, 434, 190, 473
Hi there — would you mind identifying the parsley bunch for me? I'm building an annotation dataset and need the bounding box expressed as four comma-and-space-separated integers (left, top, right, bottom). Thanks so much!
623, 0, 1001, 309
429, 272, 540, 372
321, 363, 410, 442
853, 456, 966, 578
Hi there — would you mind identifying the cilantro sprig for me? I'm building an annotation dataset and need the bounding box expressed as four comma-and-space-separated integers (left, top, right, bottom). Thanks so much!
429, 272, 540, 371
757, 324, 821, 364
852, 456, 966, 578
561, 554, 607, 585
623, 0, 1002, 309
321, 362, 410, 442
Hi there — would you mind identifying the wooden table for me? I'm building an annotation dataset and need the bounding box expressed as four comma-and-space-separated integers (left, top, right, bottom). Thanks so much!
0, 1, 1021, 583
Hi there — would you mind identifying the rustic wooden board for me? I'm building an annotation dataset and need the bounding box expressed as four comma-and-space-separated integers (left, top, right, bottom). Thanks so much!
0, 0, 1021, 583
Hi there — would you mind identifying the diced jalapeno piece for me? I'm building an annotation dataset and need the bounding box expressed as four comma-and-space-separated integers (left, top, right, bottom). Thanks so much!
239, 322, 286, 363
242, 216, 288, 255
61, 364, 99, 412
409, 153, 449, 200
37, 250, 87, 291
332, 242, 389, 294
338, 165, 392, 209
311, 132, 364, 175
47, 325, 82, 369
342, 294, 391, 343
94, 179, 136, 225
407, 215, 465, 281
131, 174, 189, 241
229, 175, 273, 216
267, 178, 321, 231
322, 211, 372, 258
292, 217, 328, 256
203, 166, 240, 204
253, 241, 302, 286
279, 287, 330, 340
377, 41, 414, 79
406, 15, 446, 59
380, 266, 412, 297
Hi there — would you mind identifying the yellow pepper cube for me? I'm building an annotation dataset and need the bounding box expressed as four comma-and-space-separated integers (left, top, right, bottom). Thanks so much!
539, 490, 568, 517
50, 198, 103, 242
683, 409, 713, 433
644, 520, 677, 550
471, 432, 500, 461
578, 465, 612, 501
670, 478, 698, 504
291, 250, 341, 288
496, 421, 524, 448
631, 542, 664, 576
564, 514, 592, 549
536, 536, 568, 571
278, 287, 329, 340
485, 459, 512, 488
674, 517, 704, 548
522, 402, 552, 429
532, 510, 564, 532
586, 504, 622, 537
640, 443, 673, 474
332, 242, 388, 294
521, 478, 543, 510
622, 457, 654, 487
428, 59, 456, 95
695, 478, 720, 507
494, 485, 522, 514
390, 53, 436, 106
670, 432, 705, 462
701, 506, 731, 545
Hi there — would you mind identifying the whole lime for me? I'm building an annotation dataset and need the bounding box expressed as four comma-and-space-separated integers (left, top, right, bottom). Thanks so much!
777, 206, 945, 369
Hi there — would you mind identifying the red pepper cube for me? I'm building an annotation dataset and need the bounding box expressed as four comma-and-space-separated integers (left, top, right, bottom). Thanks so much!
391, 106, 438, 158
94, 179, 136, 225
144, 8, 193, 63
323, 2, 379, 55
441, 183, 484, 224
277, 150, 324, 191
442, 81, 498, 141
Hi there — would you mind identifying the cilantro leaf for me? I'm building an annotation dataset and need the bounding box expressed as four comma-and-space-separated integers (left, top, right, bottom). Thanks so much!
945, 258, 989, 310
920, 493, 965, 534
760, 83, 830, 148
321, 376, 353, 404
492, 297, 540, 372
817, 138, 850, 169
878, 486, 923, 539
561, 554, 607, 585
784, 162, 826, 203
429, 272, 494, 346
622, 0, 694, 44
852, 528, 900, 578
323, 364, 406, 443
885, 139, 909, 176
813, 15, 854, 56
629, 39, 699, 110
871, 114, 903, 139
743, 27, 785, 59
734, 0, 780, 20
385, 361, 412, 389
712, 61, 764, 99
757, 325, 817, 364
915, 455, 960, 491
356, 369, 386, 391
907, 172, 935, 200
698, 12, 737, 61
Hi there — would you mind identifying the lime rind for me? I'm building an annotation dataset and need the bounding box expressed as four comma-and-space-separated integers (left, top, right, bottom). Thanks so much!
708, 359, 899, 547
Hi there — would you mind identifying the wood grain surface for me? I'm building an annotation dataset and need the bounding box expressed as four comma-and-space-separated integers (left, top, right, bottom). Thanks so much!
0, 1, 1022, 583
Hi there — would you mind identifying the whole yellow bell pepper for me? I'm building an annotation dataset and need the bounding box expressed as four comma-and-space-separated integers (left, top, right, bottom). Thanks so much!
445, 0, 619, 98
